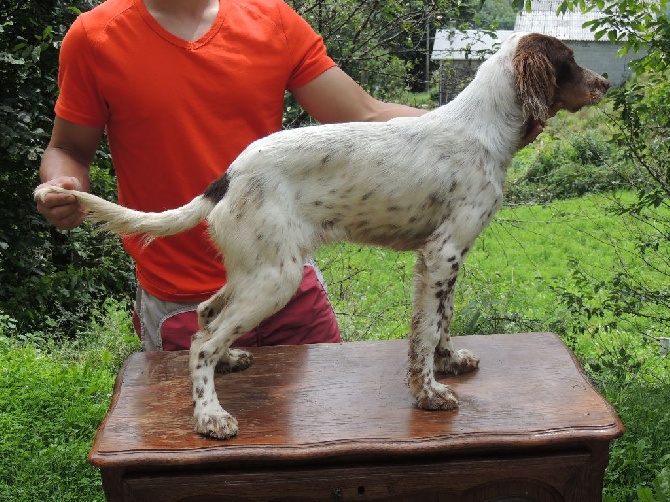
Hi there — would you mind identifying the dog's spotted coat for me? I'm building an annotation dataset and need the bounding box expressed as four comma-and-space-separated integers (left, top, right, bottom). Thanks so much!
36, 33, 609, 439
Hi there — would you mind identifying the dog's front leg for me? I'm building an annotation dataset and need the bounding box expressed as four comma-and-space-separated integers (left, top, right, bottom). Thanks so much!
408, 247, 459, 410
189, 331, 239, 439
408, 241, 479, 410
432, 253, 480, 376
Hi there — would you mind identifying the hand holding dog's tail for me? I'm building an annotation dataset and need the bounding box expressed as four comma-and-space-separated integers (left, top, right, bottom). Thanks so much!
34, 186, 214, 240
34, 177, 88, 230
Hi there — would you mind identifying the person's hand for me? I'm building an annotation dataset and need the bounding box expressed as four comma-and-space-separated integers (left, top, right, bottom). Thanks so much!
34, 176, 87, 230
519, 102, 564, 148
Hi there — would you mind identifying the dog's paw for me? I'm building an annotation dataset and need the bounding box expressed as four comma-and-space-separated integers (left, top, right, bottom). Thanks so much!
435, 348, 480, 375
215, 348, 254, 374
193, 409, 239, 439
415, 381, 459, 410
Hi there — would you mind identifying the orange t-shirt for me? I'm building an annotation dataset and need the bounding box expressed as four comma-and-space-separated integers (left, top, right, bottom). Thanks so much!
55, 0, 335, 302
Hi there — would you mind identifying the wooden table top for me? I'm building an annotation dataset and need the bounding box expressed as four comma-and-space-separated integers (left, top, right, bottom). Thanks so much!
89, 332, 624, 468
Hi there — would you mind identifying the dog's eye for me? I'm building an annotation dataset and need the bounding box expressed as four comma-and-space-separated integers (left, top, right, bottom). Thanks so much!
555, 59, 575, 84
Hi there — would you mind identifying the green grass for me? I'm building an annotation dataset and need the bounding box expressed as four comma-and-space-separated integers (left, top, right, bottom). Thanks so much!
0, 300, 139, 501
317, 244, 415, 340
395, 89, 435, 109
317, 193, 651, 340
602, 379, 670, 502
0, 340, 109, 501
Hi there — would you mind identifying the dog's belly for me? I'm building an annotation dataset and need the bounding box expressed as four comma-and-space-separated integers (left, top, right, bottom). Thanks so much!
307, 191, 448, 252
303, 176, 504, 253
346, 224, 432, 251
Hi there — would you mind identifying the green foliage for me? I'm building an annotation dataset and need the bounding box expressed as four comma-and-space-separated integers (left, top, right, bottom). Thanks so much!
0, 341, 108, 501
603, 388, 670, 502
317, 244, 414, 340
0, 0, 135, 337
600, 381, 670, 502
1, 1, 74, 161
1, 161, 135, 337
284, 0, 470, 125
506, 105, 637, 203
475, 0, 517, 29
545, 0, 670, 349
508, 130, 622, 202
0, 299, 139, 502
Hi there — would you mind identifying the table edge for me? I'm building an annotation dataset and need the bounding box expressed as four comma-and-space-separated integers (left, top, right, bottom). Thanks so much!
89, 333, 626, 468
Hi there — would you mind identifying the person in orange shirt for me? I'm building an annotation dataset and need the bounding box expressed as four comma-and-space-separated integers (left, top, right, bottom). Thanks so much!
36, 0, 545, 351
34, 0, 429, 351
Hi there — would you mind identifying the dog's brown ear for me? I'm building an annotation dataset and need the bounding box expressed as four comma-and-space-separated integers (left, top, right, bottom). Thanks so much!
513, 49, 555, 123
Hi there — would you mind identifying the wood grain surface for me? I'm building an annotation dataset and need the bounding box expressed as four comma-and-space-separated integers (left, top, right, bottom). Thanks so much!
89, 332, 624, 469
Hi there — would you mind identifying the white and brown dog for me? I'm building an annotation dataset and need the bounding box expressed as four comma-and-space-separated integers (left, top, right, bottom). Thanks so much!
36, 33, 609, 439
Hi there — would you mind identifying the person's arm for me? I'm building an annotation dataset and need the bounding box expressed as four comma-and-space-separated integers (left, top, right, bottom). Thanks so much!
35, 116, 103, 230
292, 67, 426, 124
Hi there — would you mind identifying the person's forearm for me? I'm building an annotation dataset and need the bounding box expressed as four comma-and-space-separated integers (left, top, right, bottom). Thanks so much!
293, 67, 428, 125
367, 101, 427, 122
40, 146, 92, 191
35, 117, 102, 229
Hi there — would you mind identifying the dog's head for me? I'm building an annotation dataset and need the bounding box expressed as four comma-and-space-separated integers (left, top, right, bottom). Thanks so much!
508, 32, 610, 123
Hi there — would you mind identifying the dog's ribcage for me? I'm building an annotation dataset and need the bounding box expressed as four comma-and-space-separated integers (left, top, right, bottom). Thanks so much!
212, 116, 507, 260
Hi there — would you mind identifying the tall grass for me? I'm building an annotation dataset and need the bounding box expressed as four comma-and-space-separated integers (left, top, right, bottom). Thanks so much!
0, 300, 139, 502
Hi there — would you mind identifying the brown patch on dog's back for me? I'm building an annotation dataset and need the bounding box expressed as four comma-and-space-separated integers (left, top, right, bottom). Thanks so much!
204, 173, 231, 203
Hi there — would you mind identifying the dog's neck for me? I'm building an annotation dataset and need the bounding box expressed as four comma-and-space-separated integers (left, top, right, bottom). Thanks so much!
431, 44, 527, 166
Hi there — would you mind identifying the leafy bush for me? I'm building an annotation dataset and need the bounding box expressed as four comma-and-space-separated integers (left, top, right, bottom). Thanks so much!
2, 163, 135, 337
506, 111, 633, 203
0, 1, 135, 337
0, 298, 138, 502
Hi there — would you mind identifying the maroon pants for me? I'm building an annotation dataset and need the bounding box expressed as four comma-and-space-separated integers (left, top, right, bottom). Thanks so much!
133, 266, 342, 350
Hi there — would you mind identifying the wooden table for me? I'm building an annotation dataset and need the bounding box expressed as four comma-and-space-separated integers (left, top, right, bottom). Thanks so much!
89, 332, 624, 502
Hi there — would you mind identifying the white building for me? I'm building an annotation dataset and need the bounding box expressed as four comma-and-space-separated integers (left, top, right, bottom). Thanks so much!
432, 0, 639, 104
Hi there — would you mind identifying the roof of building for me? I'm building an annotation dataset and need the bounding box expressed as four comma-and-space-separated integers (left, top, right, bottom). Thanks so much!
515, 0, 604, 41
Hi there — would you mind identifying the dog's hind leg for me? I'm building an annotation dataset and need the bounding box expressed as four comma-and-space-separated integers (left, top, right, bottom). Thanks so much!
407, 238, 479, 410
190, 261, 305, 439
196, 289, 253, 374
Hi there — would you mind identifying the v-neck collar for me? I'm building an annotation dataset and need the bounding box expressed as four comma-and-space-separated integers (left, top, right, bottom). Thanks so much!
135, 0, 226, 50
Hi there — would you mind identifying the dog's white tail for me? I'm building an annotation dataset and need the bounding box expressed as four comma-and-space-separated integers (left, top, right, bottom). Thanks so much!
35, 186, 214, 239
